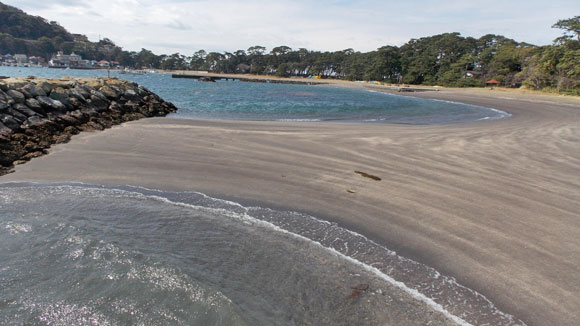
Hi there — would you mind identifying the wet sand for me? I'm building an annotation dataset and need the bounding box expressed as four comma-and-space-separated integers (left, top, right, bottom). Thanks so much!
2, 88, 580, 326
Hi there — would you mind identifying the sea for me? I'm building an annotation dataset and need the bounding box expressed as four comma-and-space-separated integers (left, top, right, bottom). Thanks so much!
0, 67, 523, 325
0, 66, 509, 124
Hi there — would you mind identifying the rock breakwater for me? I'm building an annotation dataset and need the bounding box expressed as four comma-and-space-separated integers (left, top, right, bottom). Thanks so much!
0, 77, 177, 175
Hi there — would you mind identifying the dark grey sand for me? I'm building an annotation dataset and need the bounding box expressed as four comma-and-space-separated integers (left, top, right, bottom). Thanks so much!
2, 87, 580, 326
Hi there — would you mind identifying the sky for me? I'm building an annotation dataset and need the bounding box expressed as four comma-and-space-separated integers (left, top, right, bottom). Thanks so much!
4, 0, 580, 55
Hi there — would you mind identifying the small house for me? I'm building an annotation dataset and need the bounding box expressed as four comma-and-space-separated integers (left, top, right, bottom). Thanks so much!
98, 60, 111, 68
486, 79, 500, 87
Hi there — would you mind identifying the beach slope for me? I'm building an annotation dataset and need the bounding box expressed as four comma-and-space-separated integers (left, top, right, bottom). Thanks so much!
2, 89, 580, 326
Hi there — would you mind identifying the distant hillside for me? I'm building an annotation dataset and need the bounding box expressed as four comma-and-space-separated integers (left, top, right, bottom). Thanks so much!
0, 2, 72, 41
0, 1, 122, 62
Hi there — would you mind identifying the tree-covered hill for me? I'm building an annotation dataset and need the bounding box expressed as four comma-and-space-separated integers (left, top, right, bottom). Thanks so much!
0, 1, 123, 61
0, 2, 72, 41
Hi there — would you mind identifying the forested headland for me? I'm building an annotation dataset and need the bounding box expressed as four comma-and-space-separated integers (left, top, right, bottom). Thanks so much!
1, 2, 579, 94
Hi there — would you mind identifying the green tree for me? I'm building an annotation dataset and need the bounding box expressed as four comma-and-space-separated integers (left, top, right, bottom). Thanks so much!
247, 46, 266, 74
160, 53, 187, 70
247, 45, 266, 55
136, 48, 161, 68
270, 46, 292, 56
190, 50, 207, 70
203, 52, 225, 72
363, 46, 401, 82
275, 62, 290, 77
342, 51, 366, 80
552, 16, 580, 43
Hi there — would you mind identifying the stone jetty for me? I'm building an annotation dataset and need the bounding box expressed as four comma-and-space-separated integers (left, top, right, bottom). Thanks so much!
172, 73, 328, 85
0, 76, 177, 175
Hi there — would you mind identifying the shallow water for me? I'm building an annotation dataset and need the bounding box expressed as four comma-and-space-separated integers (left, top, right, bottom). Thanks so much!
0, 183, 526, 326
0, 66, 509, 124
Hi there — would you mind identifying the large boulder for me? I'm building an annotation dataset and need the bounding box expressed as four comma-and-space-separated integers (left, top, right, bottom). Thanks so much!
0, 120, 12, 136
68, 97, 85, 108
99, 85, 121, 99
37, 81, 60, 94
0, 89, 14, 109
0, 98, 8, 112
22, 115, 49, 129
21, 84, 47, 97
90, 90, 108, 102
7, 90, 26, 104
73, 85, 92, 99
122, 89, 140, 102
89, 90, 110, 112
36, 96, 66, 112
69, 88, 87, 102
67, 109, 89, 124
6, 107, 28, 123
13, 103, 40, 117
25, 98, 46, 115
51, 99, 66, 112
50, 88, 74, 111
0, 114, 20, 131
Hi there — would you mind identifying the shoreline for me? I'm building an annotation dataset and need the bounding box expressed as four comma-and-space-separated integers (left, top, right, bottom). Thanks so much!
169, 69, 580, 99
2, 85, 580, 325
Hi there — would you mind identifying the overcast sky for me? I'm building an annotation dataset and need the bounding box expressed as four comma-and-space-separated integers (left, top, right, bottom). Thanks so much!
4, 0, 579, 55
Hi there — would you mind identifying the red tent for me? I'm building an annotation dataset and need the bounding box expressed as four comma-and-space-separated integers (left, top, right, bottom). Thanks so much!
486, 79, 500, 86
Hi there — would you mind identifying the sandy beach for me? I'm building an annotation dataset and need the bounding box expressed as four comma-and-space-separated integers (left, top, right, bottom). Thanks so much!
2, 85, 580, 326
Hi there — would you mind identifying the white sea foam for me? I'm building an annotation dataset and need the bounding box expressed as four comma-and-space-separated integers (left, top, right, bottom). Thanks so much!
132, 190, 519, 326
4, 222, 32, 234
425, 98, 512, 119
362, 89, 512, 121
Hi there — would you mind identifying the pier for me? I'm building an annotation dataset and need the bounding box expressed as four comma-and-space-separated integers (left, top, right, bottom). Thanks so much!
171, 73, 327, 85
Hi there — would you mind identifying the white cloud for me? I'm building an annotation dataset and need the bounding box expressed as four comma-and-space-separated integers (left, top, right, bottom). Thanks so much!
3, 0, 579, 54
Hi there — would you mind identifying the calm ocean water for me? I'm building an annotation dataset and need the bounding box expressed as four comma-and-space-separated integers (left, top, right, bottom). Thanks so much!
0, 67, 522, 325
0, 66, 509, 124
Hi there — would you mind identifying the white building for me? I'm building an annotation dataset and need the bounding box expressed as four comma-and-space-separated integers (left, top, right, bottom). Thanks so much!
49, 51, 84, 67
14, 54, 28, 65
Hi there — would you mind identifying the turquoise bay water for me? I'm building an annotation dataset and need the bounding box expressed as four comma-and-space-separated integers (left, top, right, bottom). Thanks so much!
0, 66, 509, 124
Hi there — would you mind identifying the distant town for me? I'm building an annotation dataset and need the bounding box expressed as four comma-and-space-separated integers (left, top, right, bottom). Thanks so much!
0, 50, 121, 69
